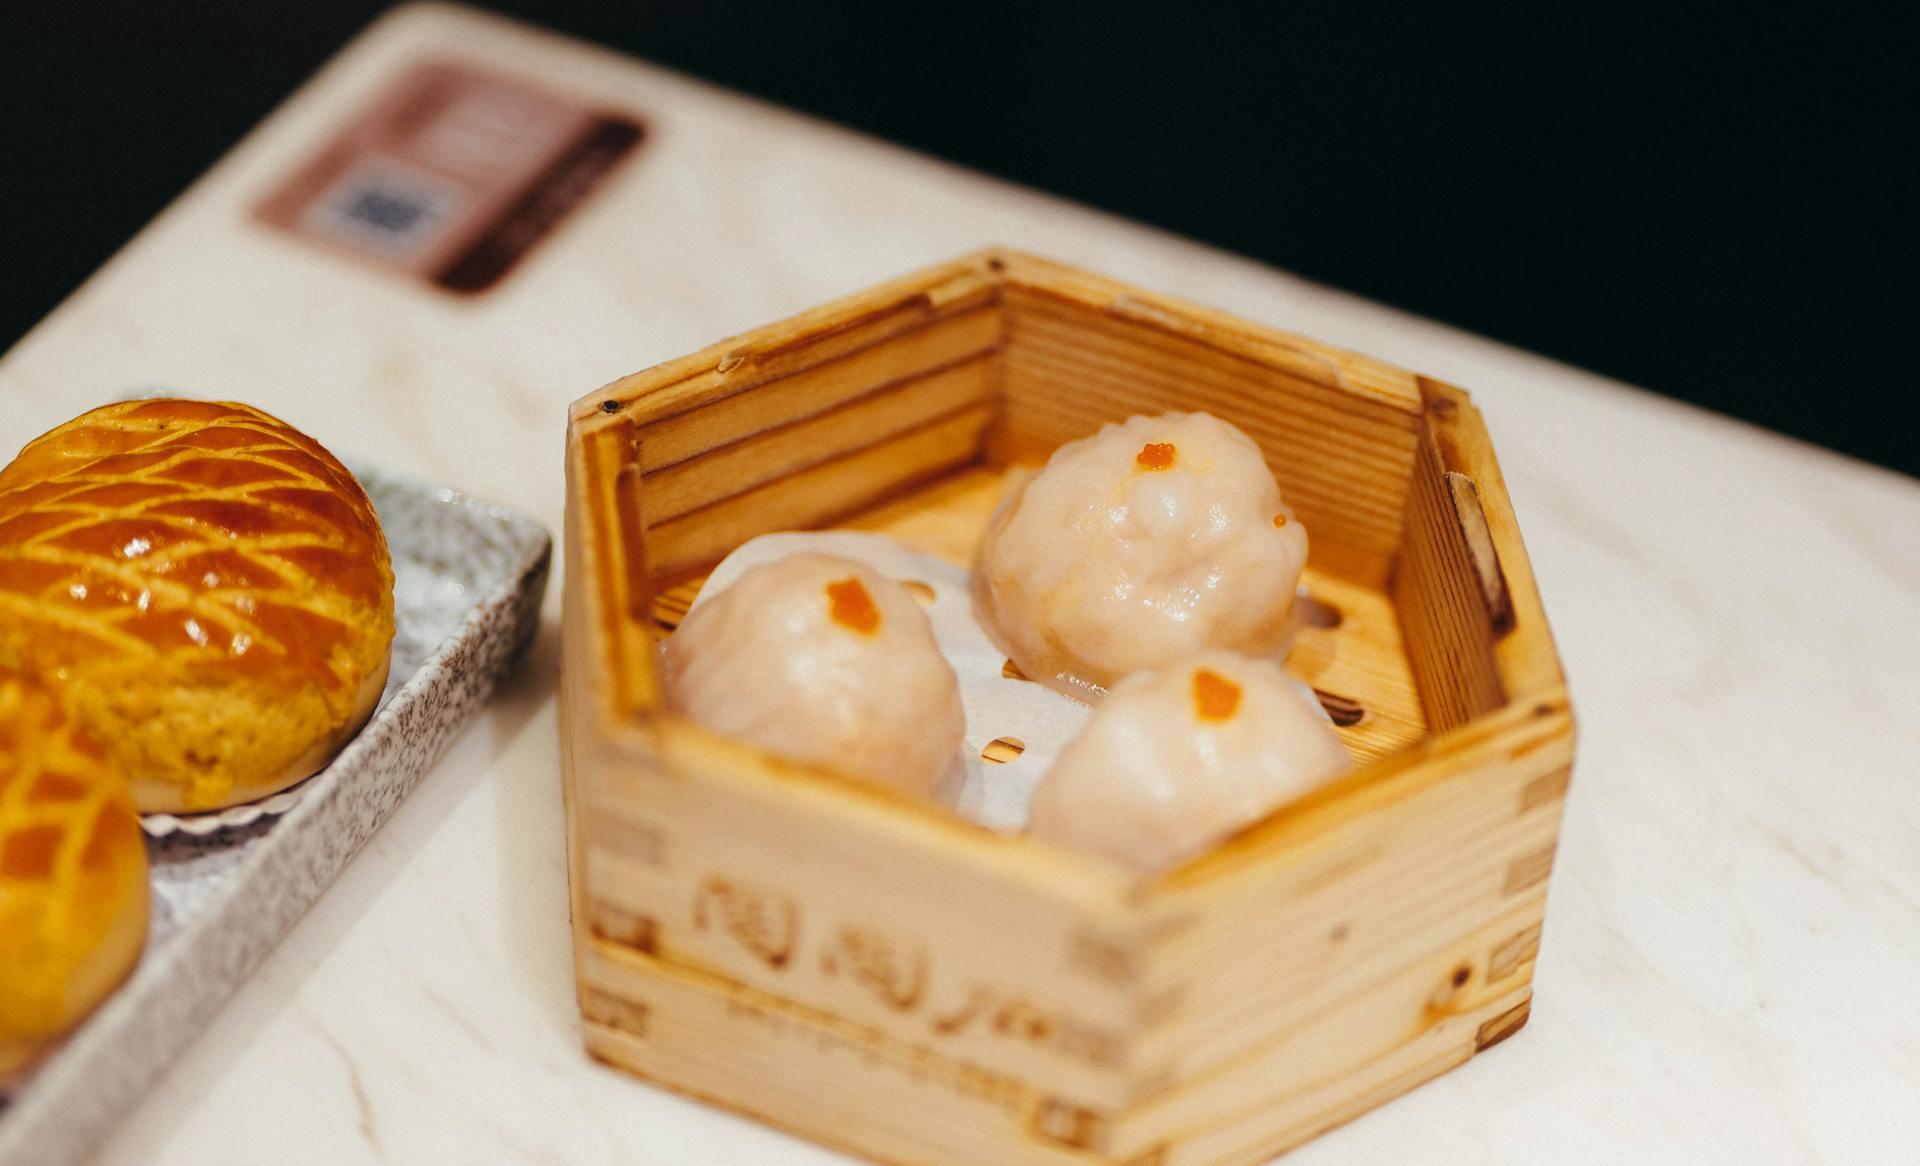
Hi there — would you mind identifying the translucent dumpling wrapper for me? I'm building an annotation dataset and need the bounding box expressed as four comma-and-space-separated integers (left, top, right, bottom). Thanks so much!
973, 411, 1309, 696
1027, 651, 1352, 873
661, 553, 966, 799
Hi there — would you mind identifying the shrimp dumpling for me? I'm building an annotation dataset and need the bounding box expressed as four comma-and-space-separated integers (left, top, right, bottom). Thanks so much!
974, 411, 1309, 695
661, 553, 965, 798
1027, 652, 1351, 872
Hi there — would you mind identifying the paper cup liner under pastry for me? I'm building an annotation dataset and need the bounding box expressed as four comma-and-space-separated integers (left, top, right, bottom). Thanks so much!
139, 777, 313, 838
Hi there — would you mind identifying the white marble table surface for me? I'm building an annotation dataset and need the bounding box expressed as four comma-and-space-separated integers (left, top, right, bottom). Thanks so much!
2, 6, 1915, 1164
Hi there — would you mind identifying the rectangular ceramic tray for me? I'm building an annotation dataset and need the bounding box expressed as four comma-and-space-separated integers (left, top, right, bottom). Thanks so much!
0, 465, 551, 1166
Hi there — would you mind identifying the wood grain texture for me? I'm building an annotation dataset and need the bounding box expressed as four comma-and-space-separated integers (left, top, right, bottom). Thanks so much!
561, 250, 1574, 1165
573, 906, 1535, 1166
994, 270, 1422, 588
580, 943, 1096, 1166
1396, 432, 1507, 729
1121, 701, 1572, 1119
1414, 379, 1566, 708
643, 405, 993, 580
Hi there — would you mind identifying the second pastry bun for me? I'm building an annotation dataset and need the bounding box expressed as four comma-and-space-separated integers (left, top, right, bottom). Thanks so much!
0, 399, 396, 813
1, 664, 150, 1080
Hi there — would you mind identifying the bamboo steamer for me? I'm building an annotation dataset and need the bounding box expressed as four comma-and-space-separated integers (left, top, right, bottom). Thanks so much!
559, 250, 1573, 1166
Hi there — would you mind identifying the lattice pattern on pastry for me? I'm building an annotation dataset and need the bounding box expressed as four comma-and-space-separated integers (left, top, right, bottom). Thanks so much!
0, 664, 144, 1034
0, 400, 392, 707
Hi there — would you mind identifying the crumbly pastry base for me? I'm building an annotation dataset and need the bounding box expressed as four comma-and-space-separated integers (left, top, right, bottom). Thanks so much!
127, 654, 392, 819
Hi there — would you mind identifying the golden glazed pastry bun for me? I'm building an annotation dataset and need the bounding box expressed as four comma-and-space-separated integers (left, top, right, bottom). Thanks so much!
0, 664, 149, 1079
0, 400, 395, 813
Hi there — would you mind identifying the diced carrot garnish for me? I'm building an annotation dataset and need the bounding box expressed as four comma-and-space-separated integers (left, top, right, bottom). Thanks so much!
1192, 668, 1242, 722
826, 577, 882, 634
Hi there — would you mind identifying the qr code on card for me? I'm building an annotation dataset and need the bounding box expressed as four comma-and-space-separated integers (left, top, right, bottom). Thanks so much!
306, 159, 462, 256
257, 62, 643, 292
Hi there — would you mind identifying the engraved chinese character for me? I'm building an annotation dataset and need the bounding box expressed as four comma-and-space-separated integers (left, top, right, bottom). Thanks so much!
693, 875, 800, 969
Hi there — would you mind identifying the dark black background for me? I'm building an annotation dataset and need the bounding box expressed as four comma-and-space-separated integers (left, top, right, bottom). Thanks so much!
3, 2, 1912, 475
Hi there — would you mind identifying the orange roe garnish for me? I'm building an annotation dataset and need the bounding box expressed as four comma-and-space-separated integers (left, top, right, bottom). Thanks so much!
1136, 442, 1176, 470
826, 577, 882, 634
1192, 668, 1242, 722
1272, 512, 1289, 527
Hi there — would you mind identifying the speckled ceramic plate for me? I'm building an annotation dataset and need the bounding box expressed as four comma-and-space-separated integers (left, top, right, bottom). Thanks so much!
0, 465, 551, 1166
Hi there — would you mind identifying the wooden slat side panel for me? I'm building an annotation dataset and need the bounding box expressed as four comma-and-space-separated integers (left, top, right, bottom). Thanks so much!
640, 352, 995, 524
567, 417, 659, 719
634, 305, 1002, 474
561, 431, 601, 959
643, 406, 993, 579
994, 277, 1422, 586
1172, 1045, 1485, 1166
583, 719, 1146, 1109
1135, 774, 1560, 1099
838, 461, 1014, 565
1113, 903, 1542, 1163
990, 251, 1427, 413
640, 465, 1022, 633
1130, 699, 1572, 1093
579, 947, 1092, 1166
574, 915, 1533, 1166
1396, 429, 1507, 730
1186, 1051, 1474, 1166
1418, 379, 1568, 706
611, 281, 1006, 583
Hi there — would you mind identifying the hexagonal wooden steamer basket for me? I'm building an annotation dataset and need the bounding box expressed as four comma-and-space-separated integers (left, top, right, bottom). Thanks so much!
559, 250, 1573, 1166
